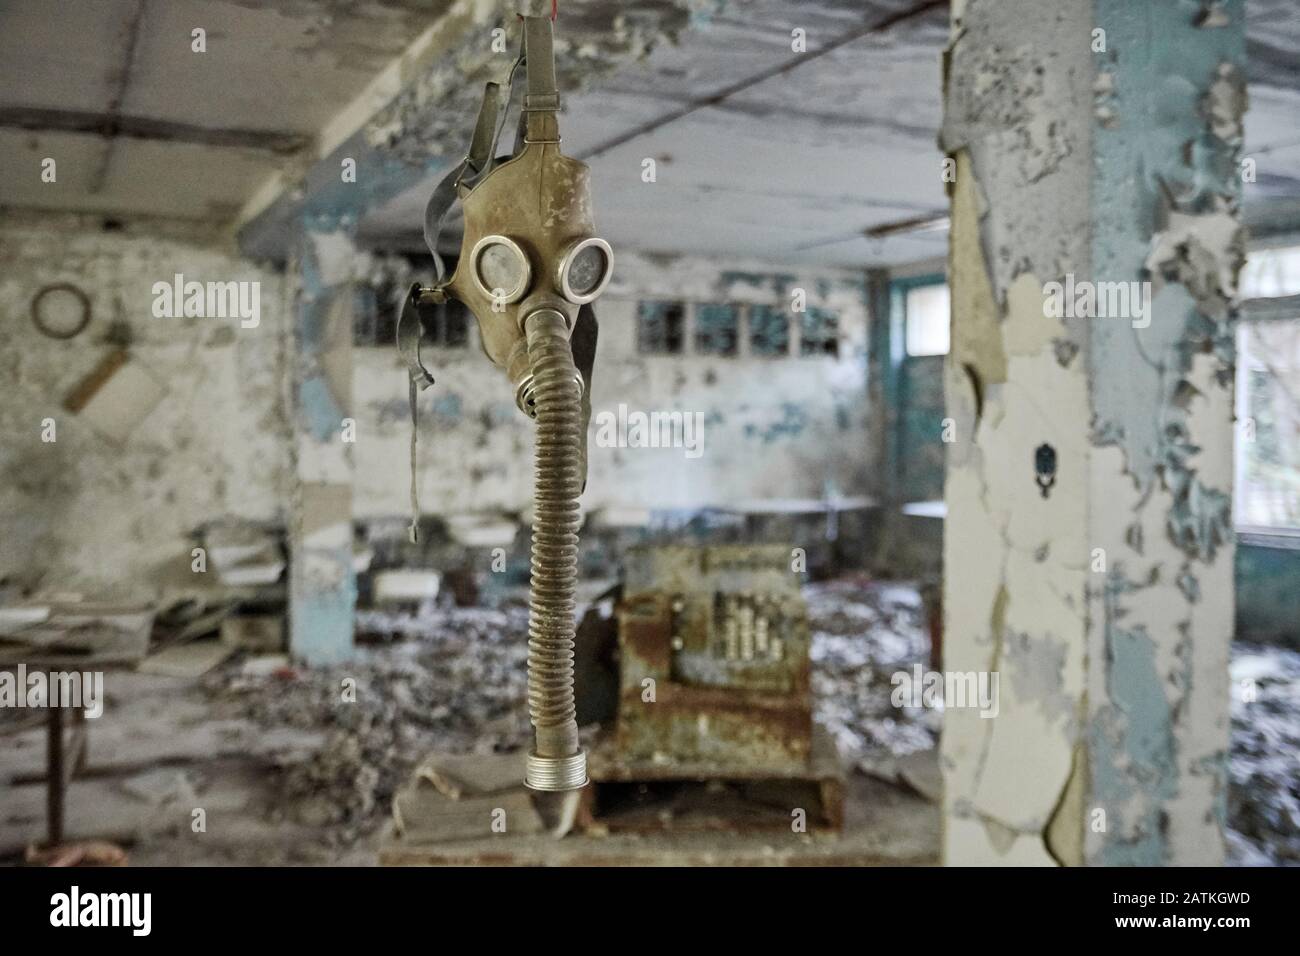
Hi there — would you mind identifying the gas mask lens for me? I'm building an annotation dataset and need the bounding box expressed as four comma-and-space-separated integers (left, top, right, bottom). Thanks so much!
557, 237, 613, 304
471, 235, 530, 304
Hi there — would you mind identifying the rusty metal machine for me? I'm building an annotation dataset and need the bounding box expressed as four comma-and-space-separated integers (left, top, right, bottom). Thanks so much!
579, 544, 841, 831
615, 544, 812, 772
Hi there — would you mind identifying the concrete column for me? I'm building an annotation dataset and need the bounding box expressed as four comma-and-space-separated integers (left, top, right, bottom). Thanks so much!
286, 221, 358, 665
940, 0, 1246, 865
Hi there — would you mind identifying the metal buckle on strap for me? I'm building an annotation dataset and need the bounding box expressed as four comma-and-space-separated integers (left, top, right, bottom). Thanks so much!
522, 93, 560, 111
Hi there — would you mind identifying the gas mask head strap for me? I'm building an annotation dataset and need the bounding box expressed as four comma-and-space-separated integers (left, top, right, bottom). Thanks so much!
394, 16, 564, 542
520, 16, 559, 144
414, 15, 556, 280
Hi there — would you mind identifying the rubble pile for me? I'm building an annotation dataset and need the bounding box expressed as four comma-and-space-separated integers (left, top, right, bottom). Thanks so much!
1228, 642, 1300, 864
805, 577, 938, 765
203, 576, 1297, 863
204, 599, 534, 843
806, 578, 1300, 866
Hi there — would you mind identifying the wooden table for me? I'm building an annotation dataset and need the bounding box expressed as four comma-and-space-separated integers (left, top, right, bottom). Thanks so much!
0, 604, 152, 847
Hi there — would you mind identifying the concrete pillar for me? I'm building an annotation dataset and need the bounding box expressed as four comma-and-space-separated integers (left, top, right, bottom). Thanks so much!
286, 221, 358, 665
940, 0, 1246, 865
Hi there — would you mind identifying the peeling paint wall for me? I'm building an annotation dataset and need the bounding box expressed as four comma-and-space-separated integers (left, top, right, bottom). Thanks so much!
0, 217, 874, 600
1086, 0, 1244, 868
940, 0, 1094, 868
352, 251, 875, 519
0, 212, 291, 597
940, 0, 1245, 866
286, 224, 363, 665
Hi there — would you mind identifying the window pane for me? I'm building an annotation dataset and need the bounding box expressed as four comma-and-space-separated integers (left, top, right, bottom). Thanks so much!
695, 303, 739, 356
749, 305, 789, 356
1241, 245, 1300, 299
799, 308, 839, 357
637, 301, 685, 354
1235, 318, 1300, 530
906, 283, 950, 357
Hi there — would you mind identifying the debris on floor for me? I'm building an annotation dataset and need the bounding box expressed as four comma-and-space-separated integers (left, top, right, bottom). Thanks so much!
1227, 642, 1300, 864
202, 598, 535, 846
203, 521, 285, 587
393, 752, 543, 843
197, 580, 941, 848
6, 576, 1285, 864
805, 577, 939, 782
411, 751, 530, 800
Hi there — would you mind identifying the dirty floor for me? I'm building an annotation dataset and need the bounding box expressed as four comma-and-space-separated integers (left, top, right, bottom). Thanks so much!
1, 578, 1295, 865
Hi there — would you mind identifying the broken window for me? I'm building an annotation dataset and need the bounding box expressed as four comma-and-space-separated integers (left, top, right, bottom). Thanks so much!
749, 304, 789, 356
637, 300, 686, 354
694, 303, 739, 356
799, 307, 840, 357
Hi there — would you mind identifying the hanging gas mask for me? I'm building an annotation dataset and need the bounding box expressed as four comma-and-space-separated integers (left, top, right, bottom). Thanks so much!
395, 15, 609, 792
397, 14, 608, 520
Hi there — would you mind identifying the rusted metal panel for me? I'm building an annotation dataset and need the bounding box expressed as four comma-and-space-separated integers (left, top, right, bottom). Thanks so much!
614, 544, 813, 774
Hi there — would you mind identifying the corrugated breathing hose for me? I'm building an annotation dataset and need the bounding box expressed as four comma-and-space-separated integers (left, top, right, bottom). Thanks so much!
521, 309, 586, 791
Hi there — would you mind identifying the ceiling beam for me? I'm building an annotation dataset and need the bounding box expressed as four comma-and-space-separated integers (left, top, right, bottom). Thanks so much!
0, 106, 308, 154
231, 0, 490, 261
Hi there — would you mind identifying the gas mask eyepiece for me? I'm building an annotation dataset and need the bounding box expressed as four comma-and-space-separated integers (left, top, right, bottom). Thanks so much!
557, 237, 613, 304
469, 235, 531, 305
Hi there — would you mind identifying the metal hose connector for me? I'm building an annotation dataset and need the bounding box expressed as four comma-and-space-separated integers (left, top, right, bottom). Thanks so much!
522, 309, 587, 791
515, 371, 585, 420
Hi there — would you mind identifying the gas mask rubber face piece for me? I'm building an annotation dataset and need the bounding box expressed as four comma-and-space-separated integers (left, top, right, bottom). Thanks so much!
450, 144, 612, 373
401, 14, 611, 420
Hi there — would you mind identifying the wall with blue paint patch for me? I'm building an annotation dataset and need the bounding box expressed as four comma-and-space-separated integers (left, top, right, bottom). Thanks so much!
940, 0, 1248, 866
351, 250, 876, 519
